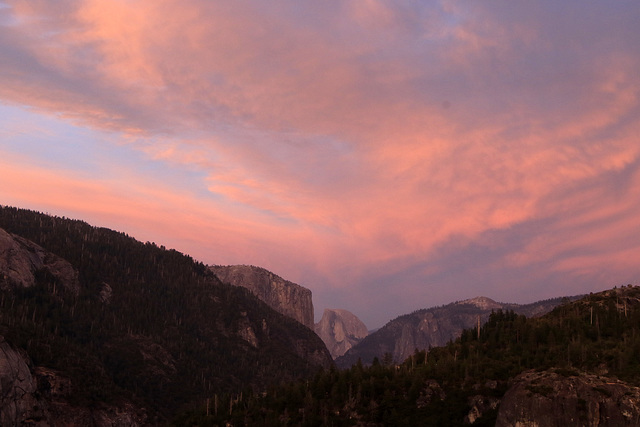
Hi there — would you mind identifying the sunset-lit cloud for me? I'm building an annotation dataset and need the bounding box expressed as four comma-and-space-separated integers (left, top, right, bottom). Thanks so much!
1, 1, 639, 327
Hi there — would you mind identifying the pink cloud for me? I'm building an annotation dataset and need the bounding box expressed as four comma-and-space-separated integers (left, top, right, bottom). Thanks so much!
1, 1, 640, 326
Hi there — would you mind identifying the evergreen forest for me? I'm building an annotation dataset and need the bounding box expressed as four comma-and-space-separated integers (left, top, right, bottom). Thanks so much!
176, 286, 640, 426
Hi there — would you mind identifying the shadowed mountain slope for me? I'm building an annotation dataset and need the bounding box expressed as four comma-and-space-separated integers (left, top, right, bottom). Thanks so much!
0, 205, 331, 424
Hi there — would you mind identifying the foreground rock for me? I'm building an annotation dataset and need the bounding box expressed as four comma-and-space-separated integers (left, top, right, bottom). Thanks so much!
315, 308, 368, 358
496, 369, 640, 426
210, 265, 315, 329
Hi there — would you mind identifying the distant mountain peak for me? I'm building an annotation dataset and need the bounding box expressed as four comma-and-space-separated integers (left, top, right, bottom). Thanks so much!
315, 308, 368, 359
458, 296, 502, 310
336, 295, 574, 368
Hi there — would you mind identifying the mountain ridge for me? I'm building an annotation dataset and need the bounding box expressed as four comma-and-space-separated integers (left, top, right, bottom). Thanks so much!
336, 294, 580, 368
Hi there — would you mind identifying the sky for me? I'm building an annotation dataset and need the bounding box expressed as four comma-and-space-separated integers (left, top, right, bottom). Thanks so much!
1, 1, 639, 329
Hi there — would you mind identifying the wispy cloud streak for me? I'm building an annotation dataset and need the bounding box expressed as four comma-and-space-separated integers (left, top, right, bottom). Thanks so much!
1, 0, 639, 326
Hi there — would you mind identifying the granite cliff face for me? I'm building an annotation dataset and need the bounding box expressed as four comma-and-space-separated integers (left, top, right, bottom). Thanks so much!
496, 370, 640, 426
0, 227, 79, 294
336, 296, 575, 368
315, 308, 368, 358
210, 265, 315, 329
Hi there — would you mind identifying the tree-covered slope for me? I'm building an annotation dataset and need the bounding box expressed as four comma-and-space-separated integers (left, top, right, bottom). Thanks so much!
0, 205, 331, 423
200, 285, 640, 426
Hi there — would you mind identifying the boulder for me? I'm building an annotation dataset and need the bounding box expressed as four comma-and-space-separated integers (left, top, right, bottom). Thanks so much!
496, 369, 640, 426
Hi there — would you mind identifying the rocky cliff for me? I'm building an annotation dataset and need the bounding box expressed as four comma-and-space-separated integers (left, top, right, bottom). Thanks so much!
336, 295, 576, 368
496, 369, 640, 426
315, 308, 368, 358
210, 265, 315, 329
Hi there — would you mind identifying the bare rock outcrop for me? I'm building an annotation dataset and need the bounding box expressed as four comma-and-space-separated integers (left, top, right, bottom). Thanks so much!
0, 336, 44, 425
315, 308, 368, 358
496, 369, 640, 426
0, 227, 80, 295
210, 265, 314, 329
464, 394, 500, 424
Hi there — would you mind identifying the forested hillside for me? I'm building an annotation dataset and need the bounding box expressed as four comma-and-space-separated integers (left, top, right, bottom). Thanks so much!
190, 285, 640, 426
0, 206, 331, 424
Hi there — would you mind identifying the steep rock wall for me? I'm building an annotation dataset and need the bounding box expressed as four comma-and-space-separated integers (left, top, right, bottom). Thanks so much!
210, 265, 314, 329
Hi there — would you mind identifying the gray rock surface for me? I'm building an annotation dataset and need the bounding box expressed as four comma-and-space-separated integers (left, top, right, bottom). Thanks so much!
315, 308, 368, 358
496, 369, 640, 426
210, 265, 315, 329
0, 227, 80, 295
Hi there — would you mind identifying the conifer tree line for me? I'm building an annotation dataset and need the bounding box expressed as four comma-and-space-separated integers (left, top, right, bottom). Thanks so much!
177, 286, 640, 426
